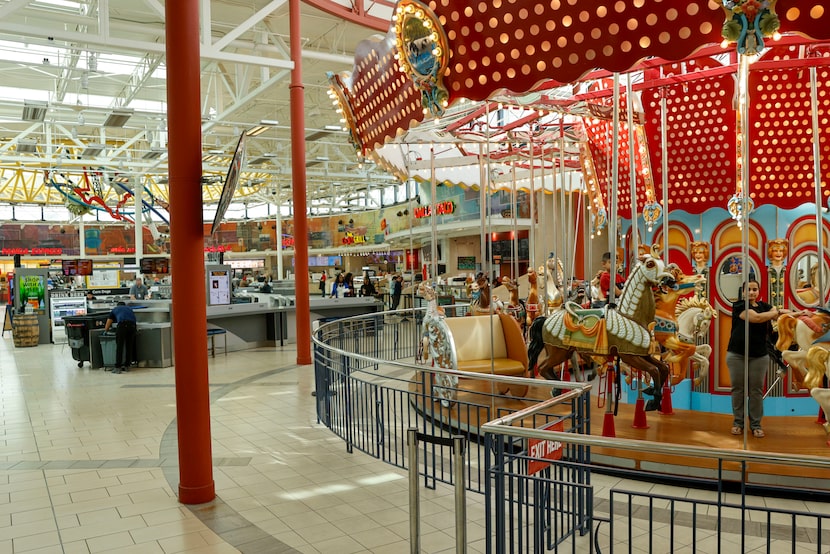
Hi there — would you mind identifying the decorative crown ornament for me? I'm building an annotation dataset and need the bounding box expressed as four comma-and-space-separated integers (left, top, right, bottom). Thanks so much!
721, 0, 780, 56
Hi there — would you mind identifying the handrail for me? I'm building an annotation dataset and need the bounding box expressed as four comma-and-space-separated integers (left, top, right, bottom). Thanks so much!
482, 395, 830, 470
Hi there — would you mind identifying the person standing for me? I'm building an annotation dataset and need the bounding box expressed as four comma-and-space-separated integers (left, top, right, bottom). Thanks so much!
130, 277, 149, 300
104, 301, 137, 374
592, 251, 624, 307
726, 279, 796, 438
319, 273, 327, 297
390, 275, 403, 310
330, 273, 345, 298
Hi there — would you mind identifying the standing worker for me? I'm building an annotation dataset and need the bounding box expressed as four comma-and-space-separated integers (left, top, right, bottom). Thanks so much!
104, 302, 137, 374
130, 277, 149, 300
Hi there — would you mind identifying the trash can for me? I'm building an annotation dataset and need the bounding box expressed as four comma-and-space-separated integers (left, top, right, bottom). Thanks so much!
63, 313, 109, 368
66, 322, 89, 367
99, 332, 117, 369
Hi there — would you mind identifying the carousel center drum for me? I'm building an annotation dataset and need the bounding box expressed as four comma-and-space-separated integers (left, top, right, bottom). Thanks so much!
12, 313, 39, 347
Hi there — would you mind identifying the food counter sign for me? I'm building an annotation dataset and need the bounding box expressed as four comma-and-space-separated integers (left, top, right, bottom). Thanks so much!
2, 247, 63, 256
527, 420, 565, 475
342, 232, 367, 245
414, 201, 454, 219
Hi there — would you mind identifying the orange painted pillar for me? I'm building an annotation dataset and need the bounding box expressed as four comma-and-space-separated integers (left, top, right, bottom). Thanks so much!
165, 0, 215, 503
290, 0, 311, 365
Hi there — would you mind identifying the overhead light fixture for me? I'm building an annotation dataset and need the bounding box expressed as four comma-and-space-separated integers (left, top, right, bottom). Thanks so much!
16, 140, 38, 154
142, 148, 166, 160
22, 101, 48, 122
81, 143, 107, 157
246, 125, 269, 137
249, 153, 276, 165
306, 125, 345, 141
103, 108, 134, 127
305, 156, 330, 168
259, 119, 279, 126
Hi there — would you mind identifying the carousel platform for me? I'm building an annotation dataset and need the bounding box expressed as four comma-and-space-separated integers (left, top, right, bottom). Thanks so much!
412, 374, 830, 492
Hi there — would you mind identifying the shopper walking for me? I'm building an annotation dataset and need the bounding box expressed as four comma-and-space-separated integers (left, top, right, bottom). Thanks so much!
104, 302, 137, 374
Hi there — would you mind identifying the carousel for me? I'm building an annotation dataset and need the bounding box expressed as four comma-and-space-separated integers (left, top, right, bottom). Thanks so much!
326, 0, 830, 473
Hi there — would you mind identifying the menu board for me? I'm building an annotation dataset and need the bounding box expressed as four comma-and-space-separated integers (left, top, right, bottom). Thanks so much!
86, 269, 120, 288
208, 270, 231, 305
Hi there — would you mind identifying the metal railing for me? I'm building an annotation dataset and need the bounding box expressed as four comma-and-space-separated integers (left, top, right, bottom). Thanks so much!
313, 310, 830, 553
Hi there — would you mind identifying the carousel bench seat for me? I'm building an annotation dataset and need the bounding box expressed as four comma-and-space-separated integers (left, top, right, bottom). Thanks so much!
444, 313, 529, 396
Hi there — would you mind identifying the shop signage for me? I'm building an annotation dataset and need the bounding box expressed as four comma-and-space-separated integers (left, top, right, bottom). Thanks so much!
2, 247, 63, 256
414, 201, 455, 219
109, 246, 136, 254
342, 232, 368, 245
282, 235, 295, 248
527, 419, 565, 475
204, 245, 233, 253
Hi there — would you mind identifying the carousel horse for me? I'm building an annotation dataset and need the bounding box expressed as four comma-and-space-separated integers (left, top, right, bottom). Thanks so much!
673, 297, 716, 385
500, 276, 526, 332
652, 265, 715, 385
470, 274, 495, 315
544, 257, 564, 310
527, 254, 672, 411
417, 282, 457, 405
775, 310, 830, 390
526, 268, 541, 330
801, 346, 830, 438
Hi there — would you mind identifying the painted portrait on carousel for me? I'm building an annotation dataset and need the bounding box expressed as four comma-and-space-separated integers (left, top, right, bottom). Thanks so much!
690, 241, 710, 298
766, 239, 787, 308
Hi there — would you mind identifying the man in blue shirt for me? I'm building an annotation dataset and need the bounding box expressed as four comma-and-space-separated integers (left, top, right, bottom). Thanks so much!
104, 302, 137, 374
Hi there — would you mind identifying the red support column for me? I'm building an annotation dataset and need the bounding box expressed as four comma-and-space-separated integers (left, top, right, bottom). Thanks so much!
290, 0, 311, 365
165, 0, 215, 504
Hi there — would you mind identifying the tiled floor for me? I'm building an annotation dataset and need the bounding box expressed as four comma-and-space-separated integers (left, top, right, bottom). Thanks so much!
0, 331, 827, 553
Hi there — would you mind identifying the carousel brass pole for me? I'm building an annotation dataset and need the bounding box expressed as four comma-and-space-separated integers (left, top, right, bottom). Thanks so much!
609, 74, 620, 305
627, 72, 639, 261
660, 90, 669, 266
809, 66, 825, 302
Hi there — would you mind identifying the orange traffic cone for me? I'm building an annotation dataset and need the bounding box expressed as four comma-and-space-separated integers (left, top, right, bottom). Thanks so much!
658, 378, 674, 415
632, 396, 649, 428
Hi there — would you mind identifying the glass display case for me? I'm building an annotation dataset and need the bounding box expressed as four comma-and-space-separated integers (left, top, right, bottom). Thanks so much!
50, 296, 88, 344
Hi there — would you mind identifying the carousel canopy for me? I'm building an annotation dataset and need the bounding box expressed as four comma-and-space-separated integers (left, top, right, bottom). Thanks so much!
329, 0, 830, 216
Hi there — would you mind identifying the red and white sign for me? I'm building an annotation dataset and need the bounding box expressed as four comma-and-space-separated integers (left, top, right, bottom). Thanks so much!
527, 419, 565, 475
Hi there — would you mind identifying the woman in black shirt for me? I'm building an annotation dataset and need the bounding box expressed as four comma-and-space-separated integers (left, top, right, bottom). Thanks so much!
726, 278, 797, 438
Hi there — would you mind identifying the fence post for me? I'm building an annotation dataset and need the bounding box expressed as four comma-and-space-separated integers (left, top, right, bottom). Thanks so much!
453, 435, 467, 553
408, 428, 420, 554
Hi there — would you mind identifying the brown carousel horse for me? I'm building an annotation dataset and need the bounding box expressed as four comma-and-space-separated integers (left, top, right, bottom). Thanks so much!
775, 310, 830, 390
527, 254, 672, 410
652, 265, 715, 385
470, 274, 495, 315
526, 268, 541, 330
500, 276, 526, 332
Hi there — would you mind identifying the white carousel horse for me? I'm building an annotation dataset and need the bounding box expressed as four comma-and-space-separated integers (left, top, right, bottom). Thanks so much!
673, 296, 716, 385
527, 254, 672, 411
801, 346, 830, 438
418, 282, 457, 406
775, 310, 830, 390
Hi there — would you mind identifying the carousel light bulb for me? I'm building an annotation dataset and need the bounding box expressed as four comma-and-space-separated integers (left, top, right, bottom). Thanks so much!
773, 32, 781, 41
721, 39, 730, 49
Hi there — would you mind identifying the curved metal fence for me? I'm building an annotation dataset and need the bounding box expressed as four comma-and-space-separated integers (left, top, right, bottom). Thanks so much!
312, 309, 830, 553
